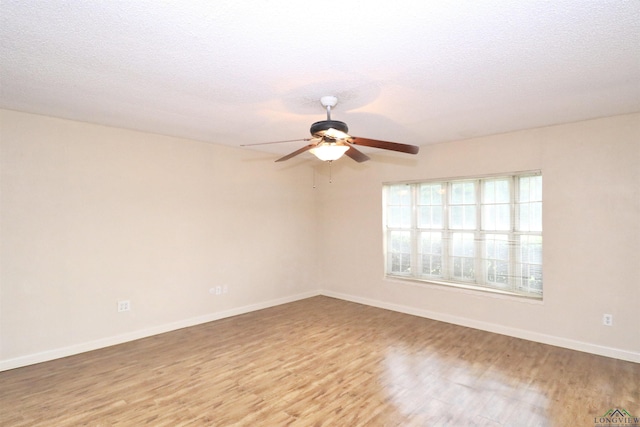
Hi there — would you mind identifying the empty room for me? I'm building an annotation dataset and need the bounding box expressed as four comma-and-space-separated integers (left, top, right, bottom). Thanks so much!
1, 1, 639, 426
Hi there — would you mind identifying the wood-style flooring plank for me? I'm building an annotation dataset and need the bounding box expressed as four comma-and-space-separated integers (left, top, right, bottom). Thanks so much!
1, 296, 638, 426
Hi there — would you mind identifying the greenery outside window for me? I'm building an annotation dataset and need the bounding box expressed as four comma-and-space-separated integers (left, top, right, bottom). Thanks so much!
384, 172, 542, 298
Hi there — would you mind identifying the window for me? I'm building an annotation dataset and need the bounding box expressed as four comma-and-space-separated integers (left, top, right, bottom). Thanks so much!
384, 172, 542, 298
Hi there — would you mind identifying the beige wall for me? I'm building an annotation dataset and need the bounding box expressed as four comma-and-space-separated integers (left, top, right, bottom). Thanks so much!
1, 110, 639, 369
315, 113, 640, 361
0, 110, 319, 368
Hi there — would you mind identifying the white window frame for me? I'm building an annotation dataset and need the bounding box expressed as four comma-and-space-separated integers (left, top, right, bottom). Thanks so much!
383, 171, 542, 299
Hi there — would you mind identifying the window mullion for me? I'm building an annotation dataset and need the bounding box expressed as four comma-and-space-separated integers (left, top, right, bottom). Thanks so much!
411, 184, 419, 278
443, 182, 450, 280
509, 176, 522, 291
476, 179, 483, 285
512, 176, 520, 291
440, 184, 448, 280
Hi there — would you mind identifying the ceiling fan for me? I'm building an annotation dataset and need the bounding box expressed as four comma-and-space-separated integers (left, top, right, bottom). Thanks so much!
242, 96, 420, 162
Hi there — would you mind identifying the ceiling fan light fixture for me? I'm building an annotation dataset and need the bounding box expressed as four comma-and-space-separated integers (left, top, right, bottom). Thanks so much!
309, 142, 349, 161
324, 127, 350, 140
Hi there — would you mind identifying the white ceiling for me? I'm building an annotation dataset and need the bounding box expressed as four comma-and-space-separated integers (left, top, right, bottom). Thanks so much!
1, 1, 639, 157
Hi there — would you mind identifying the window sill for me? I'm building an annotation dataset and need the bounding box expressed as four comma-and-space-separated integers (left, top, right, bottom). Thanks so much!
384, 275, 544, 302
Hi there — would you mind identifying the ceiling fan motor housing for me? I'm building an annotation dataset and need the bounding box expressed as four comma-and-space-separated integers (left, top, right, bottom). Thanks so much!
310, 120, 349, 137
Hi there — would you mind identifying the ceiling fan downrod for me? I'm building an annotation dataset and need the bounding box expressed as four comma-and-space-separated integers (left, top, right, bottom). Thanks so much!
320, 95, 338, 121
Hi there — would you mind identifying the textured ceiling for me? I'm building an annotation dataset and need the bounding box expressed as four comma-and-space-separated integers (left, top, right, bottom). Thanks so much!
1, 1, 639, 157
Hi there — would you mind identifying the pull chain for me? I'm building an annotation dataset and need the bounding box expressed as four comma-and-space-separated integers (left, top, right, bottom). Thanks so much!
329, 160, 333, 183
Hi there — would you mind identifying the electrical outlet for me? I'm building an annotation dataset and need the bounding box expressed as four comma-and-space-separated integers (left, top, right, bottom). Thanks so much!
603, 314, 613, 326
209, 286, 228, 296
117, 300, 131, 312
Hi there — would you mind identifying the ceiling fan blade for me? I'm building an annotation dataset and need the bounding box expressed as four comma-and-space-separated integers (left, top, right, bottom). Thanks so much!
344, 145, 370, 163
241, 138, 311, 147
275, 144, 315, 162
349, 137, 420, 154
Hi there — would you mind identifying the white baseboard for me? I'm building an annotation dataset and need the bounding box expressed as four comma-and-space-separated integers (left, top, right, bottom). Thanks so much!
320, 290, 640, 364
0, 290, 320, 372
3, 288, 637, 371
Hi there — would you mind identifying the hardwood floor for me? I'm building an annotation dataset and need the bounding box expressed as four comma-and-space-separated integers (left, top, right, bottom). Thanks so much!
1, 296, 638, 426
